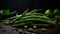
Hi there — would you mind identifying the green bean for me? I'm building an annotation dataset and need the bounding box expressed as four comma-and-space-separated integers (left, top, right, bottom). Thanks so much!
10, 9, 43, 23
8, 15, 22, 19
10, 9, 29, 23
20, 15, 49, 20
10, 13, 48, 24
12, 23, 26, 27
27, 9, 42, 13
25, 13, 43, 16
15, 18, 54, 24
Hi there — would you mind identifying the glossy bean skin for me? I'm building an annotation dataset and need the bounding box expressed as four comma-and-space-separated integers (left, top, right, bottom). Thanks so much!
4, 9, 56, 28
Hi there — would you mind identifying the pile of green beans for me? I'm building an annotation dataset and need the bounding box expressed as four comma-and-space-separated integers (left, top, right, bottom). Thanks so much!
3, 9, 56, 28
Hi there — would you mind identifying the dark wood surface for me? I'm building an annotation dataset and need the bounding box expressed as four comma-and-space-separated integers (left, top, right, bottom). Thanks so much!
0, 22, 60, 34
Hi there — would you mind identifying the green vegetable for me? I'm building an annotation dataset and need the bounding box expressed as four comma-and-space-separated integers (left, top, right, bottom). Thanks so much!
3, 9, 11, 15
44, 9, 53, 17
53, 9, 60, 18
41, 28, 46, 32
12, 23, 26, 27
53, 9, 60, 15
29, 28, 33, 31
24, 25, 28, 28
33, 25, 37, 28
4, 9, 56, 28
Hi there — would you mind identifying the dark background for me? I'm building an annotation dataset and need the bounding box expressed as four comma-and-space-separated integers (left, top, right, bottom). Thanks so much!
0, 0, 60, 18
0, 0, 60, 10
